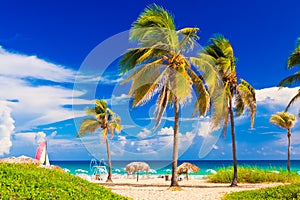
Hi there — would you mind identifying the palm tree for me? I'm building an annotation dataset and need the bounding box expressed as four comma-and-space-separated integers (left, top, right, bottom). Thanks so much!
203, 35, 256, 186
119, 4, 222, 187
279, 38, 300, 115
76, 99, 121, 182
270, 112, 296, 173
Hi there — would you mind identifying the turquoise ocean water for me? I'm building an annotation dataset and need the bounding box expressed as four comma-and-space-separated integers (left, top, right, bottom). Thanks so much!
51, 160, 300, 176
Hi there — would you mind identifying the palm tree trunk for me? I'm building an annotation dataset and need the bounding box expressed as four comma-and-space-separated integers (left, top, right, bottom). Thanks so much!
105, 136, 113, 182
229, 96, 238, 187
287, 129, 291, 173
171, 97, 179, 187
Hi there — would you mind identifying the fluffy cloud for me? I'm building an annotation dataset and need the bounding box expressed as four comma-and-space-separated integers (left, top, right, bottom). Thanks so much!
256, 87, 300, 107
14, 131, 46, 145
0, 47, 75, 82
0, 103, 14, 156
158, 126, 173, 135
118, 135, 127, 146
0, 46, 92, 131
137, 128, 152, 138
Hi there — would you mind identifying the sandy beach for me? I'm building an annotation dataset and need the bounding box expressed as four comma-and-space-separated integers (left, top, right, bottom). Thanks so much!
100, 177, 285, 200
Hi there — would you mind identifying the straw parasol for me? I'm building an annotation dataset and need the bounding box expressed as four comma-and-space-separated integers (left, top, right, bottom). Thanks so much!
177, 162, 200, 181
125, 161, 150, 182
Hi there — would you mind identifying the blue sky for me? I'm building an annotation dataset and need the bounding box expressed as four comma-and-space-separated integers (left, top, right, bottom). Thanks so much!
0, 0, 300, 161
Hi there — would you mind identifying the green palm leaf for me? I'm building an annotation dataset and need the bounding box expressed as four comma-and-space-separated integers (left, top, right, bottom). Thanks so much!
77, 118, 101, 137
270, 112, 296, 129
279, 72, 300, 87
236, 79, 256, 127
285, 89, 300, 112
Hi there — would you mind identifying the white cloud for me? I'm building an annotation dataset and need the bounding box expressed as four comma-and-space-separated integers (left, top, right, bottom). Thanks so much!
110, 94, 129, 105
0, 103, 14, 156
14, 131, 46, 145
196, 121, 211, 138
118, 135, 127, 146
158, 126, 173, 135
256, 87, 300, 106
50, 131, 57, 138
0, 46, 90, 131
0, 47, 75, 83
137, 128, 152, 138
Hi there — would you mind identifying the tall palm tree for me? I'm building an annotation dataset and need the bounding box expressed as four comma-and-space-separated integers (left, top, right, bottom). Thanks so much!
279, 38, 300, 115
76, 99, 121, 182
203, 35, 256, 186
270, 112, 296, 173
119, 4, 223, 187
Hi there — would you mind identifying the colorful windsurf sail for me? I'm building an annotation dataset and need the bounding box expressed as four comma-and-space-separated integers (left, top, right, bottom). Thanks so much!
35, 141, 50, 166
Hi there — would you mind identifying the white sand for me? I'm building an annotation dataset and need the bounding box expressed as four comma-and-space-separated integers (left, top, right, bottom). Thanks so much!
100, 177, 285, 200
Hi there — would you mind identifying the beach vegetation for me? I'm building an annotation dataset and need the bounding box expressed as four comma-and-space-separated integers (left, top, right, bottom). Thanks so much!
208, 166, 300, 183
202, 35, 256, 186
119, 4, 223, 187
223, 182, 300, 200
270, 112, 296, 173
76, 99, 122, 182
0, 163, 129, 199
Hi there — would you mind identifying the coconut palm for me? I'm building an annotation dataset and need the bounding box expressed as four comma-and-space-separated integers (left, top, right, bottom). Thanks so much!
119, 4, 222, 187
76, 99, 121, 182
203, 35, 256, 186
279, 38, 300, 115
270, 112, 296, 172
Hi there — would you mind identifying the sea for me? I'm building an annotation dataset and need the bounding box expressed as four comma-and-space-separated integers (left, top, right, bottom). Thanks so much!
51, 160, 300, 177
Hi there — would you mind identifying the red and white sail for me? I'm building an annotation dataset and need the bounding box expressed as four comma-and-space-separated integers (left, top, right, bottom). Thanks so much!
35, 141, 50, 166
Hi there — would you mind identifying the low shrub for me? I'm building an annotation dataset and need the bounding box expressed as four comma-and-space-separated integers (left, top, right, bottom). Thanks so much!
223, 182, 300, 200
208, 166, 300, 183
0, 163, 129, 199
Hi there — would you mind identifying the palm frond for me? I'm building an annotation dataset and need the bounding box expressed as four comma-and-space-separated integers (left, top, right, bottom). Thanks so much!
130, 4, 178, 50
131, 4, 175, 32
85, 107, 96, 116
169, 67, 193, 105
287, 51, 300, 69
285, 89, 300, 112
121, 59, 163, 85
287, 38, 300, 69
236, 79, 256, 127
177, 27, 199, 52
120, 48, 167, 73
130, 67, 169, 107
188, 69, 210, 117
190, 53, 221, 96
279, 72, 300, 87
154, 86, 170, 129
210, 84, 229, 131
210, 34, 234, 59
77, 118, 101, 137
270, 112, 296, 129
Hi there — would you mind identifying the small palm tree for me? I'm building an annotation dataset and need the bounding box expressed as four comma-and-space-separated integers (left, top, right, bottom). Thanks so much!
119, 4, 222, 187
279, 38, 300, 115
76, 99, 121, 182
203, 35, 256, 186
270, 112, 296, 172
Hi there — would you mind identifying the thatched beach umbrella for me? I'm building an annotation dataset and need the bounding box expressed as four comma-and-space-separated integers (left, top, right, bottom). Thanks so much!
125, 161, 150, 182
177, 162, 200, 181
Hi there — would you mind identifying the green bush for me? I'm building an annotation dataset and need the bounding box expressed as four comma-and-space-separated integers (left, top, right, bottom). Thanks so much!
0, 163, 130, 199
223, 182, 300, 200
208, 166, 300, 183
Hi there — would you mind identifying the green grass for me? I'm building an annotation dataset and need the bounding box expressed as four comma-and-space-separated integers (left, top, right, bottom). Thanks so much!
208, 166, 300, 183
0, 163, 130, 199
223, 182, 300, 200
